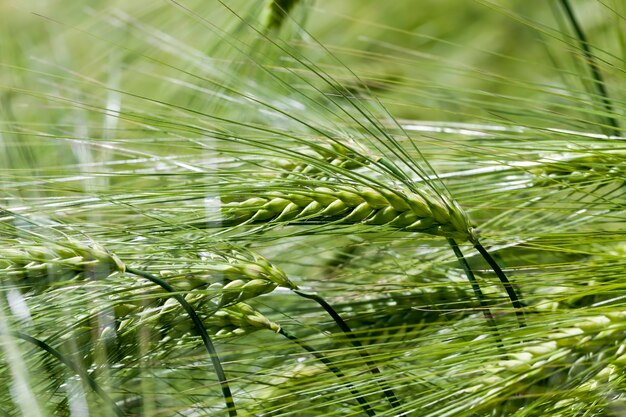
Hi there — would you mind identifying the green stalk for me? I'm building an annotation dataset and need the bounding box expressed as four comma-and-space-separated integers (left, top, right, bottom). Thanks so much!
278, 328, 376, 416
293, 290, 401, 409
10, 332, 124, 417
262, 0, 301, 31
125, 267, 237, 417
447, 239, 503, 346
558, 0, 620, 136
472, 242, 526, 328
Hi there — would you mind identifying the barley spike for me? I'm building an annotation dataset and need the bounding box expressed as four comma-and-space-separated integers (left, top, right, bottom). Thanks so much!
1, 241, 125, 290
223, 185, 475, 241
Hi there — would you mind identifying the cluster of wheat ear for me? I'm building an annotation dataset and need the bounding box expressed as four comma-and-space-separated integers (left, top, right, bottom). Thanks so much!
2, 238, 405, 414
0, 238, 387, 416
224, 184, 474, 241
0, 241, 286, 337
0, 241, 285, 412
463, 311, 626, 414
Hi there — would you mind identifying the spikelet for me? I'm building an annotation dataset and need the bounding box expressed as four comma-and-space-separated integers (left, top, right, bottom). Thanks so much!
211, 302, 281, 338
277, 142, 377, 179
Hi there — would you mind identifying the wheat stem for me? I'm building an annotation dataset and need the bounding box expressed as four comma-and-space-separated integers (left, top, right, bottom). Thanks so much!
558, 0, 620, 136
278, 328, 376, 416
10, 331, 124, 417
293, 289, 401, 409
472, 242, 526, 328
447, 238, 503, 345
125, 266, 237, 417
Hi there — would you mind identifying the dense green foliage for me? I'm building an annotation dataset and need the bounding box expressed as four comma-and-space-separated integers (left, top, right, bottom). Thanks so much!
1, 1, 625, 416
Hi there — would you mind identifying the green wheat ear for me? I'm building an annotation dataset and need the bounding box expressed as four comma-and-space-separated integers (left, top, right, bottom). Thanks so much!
211, 302, 281, 337
0, 241, 125, 290
158, 249, 297, 306
531, 152, 626, 188
222, 184, 475, 241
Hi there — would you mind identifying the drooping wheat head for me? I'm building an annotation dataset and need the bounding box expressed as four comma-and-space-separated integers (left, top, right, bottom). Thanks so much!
222, 184, 475, 241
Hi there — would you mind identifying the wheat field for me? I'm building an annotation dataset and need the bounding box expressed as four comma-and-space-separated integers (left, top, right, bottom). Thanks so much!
1, 1, 625, 416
